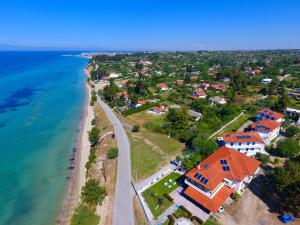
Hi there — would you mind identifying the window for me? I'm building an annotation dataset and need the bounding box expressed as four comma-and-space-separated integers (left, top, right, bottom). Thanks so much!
252, 142, 255, 145
239, 143, 241, 146
231, 142, 233, 146
220, 159, 227, 165
247, 142, 250, 145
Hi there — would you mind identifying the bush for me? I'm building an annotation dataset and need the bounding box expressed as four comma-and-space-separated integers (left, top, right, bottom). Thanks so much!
231, 192, 241, 201
163, 193, 173, 202
191, 216, 203, 225
285, 126, 300, 137
91, 118, 96, 126
71, 204, 99, 225
107, 147, 118, 159
132, 125, 140, 132
88, 127, 100, 146
273, 158, 280, 165
81, 179, 106, 205
255, 152, 270, 165
90, 100, 95, 106
167, 215, 175, 225
173, 206, 192, 219
85, 149, 96, 170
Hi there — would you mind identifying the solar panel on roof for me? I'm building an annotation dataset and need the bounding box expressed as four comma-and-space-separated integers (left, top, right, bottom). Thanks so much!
203, 179, 209, 184
220, 159, 227, 165
194, 173, 199, 178
222, 166, 230, 172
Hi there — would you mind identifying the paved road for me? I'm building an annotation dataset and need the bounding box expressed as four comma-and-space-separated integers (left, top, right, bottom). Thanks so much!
97, 98, 134, 225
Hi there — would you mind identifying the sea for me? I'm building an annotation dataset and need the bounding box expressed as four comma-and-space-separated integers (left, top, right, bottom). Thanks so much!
0, 51, 88, 225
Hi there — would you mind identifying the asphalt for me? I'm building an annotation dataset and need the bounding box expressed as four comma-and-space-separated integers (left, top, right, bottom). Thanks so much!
97, 98, 134, 225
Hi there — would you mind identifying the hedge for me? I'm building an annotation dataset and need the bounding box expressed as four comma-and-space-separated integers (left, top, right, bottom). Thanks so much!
191, 216, 203, 224
163, 193, 173, 202
167, 215, 175, 225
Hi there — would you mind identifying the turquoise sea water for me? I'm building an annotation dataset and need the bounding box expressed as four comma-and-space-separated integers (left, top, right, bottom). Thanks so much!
0, 52, 88, 225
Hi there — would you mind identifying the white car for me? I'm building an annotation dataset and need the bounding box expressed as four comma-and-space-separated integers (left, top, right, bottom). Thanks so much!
218, 206, 224, 213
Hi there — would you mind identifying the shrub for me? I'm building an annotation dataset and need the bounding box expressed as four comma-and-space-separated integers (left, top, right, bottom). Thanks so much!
273, 158, 280, 165
191, 216, 203, 224
90, 100, 95, 106
91, 118, 96, 126
167, 215, 175, 225
85, 149, 96, 170
231, 192, 241, 201
132, 125, 140, 132
71, 204, 99, 225
107, 147, 118, 159
163, 193, 173, 202
285, 126, 300, 137
173, 206, 192, 219
255, 152, 270, 165
88, 127, 100, 146
81, 179, 106, 205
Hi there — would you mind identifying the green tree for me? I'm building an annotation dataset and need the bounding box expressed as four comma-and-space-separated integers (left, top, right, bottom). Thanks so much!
81, 179, 106, 205
192, 136, 217, 157
107, 147, 118, 159
71, 204, 99, 225
285, 126, 300, 138
88, 127, 100, 146
276, 138, 300, 157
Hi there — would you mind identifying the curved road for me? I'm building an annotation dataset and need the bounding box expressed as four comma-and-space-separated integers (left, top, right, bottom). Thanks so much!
97, 98, 134, 225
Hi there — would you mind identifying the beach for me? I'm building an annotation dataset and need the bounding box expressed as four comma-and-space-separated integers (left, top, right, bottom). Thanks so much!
56, 69, 94, 225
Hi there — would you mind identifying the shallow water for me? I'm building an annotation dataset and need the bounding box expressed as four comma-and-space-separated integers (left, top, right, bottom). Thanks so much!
0, 51, 87, 225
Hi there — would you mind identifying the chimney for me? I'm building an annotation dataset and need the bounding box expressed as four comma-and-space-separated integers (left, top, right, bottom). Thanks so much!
197, 164, 200, 170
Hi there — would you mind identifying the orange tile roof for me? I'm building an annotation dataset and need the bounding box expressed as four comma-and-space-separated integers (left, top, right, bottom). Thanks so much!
259, 109, 284, 119
222, 131, 263, 143
184, 185, 233, 212
156, 83, 168, 89
185, 146, 260, 191
251, 119, 281, 132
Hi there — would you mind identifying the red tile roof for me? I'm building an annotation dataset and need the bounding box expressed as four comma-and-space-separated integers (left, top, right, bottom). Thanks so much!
221, 131, 263, 143
251, 119, 281, 132
156, 83, 168, 89
259, 109, 284, 119
184, 185, 233, 213
185, 146, 260, 191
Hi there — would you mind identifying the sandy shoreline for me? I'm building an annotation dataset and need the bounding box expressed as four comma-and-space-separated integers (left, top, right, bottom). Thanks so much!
56, 69, 94, 225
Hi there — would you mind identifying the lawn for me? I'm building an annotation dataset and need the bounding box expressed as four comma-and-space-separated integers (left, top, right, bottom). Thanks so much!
142, 172, 181, 218
123, 111, 184, 181
129, 132, 165, 181
223, 113, 253, 133
173, 206, 191, 219
203, 217, 220, 225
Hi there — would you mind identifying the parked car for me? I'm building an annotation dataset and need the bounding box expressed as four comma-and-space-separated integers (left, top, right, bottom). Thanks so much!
218, 206, 224, 213
170, 159, 181, 166
279, 214, 295, 223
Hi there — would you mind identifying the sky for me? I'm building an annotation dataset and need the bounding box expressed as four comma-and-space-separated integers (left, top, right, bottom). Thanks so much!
0, 0, 300, 51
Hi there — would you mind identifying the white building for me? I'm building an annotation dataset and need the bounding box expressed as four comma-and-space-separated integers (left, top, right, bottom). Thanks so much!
219, 132, 265, 156
257, 109, 285, 122
251, 119, 281, 145
209, 96, 227, 104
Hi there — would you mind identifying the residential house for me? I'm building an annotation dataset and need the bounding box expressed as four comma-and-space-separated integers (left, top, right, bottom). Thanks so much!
174, 80, 184, 86
115, 90, 129, 102
209, 96, 227, 105
260, 78, 272, 84
219, 132, 265, 156
199, 82, 210, 90
109, 72, 121, 78
257, 109, 284, 122
156, 83, 169, 91
210, 84, 226, 92
147, 105, 167, 115
183, 146, 260, 213
251, 120, 281, 145
190, 89, 207, 99
188, 110, 202, 121
285, 107, 300, 117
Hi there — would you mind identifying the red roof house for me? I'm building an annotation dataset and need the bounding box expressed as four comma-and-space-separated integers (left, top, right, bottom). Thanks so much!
190, 89, 207, 99
257, 109, 284, 122
251, 119, 281, 145
184, 146, 260, 212
156, 83, 169, 90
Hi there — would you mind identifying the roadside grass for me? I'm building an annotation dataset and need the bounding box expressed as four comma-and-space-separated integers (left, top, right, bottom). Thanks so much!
122, 111, 184, 181
129, 132, 165, 181
223, 113, 253, 132
142, 172, 180, 218
94, 104, 112, 133
203, 217, 220, 225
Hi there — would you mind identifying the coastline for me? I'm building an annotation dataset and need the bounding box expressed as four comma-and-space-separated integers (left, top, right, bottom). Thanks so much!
56, 68, 94, 225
